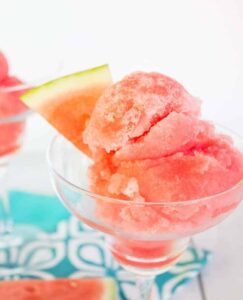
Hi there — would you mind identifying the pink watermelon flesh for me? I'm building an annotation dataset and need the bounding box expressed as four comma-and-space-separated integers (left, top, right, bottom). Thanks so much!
0, 278, 115, 300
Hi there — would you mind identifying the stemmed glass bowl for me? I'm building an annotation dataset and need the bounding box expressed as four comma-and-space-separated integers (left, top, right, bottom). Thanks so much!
47, 127, 243, 299
0, 83, 32, 247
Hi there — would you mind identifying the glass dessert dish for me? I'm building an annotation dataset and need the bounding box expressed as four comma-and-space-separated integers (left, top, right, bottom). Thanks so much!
48, 126, 243, 300
0, 48, 64, 248
0, 83, 33, 248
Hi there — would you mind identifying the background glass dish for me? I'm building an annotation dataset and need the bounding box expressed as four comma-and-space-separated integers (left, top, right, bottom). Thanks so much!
0, 83, 32, 248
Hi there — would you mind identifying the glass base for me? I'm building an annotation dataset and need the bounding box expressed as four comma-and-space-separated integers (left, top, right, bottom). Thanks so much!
0, 225, 42, 249
108, 236, 189, 276
112, 248, 183, 276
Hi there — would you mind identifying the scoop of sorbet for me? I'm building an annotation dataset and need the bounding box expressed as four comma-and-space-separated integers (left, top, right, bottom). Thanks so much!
84, 72, 243, 202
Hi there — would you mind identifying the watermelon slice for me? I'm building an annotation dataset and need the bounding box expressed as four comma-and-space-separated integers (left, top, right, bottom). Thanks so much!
21, 64, 112, 156
0, 278, 116, 300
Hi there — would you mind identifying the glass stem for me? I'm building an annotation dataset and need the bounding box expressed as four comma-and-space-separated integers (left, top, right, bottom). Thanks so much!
136, 275, 154, 300
0, 164, 13, 237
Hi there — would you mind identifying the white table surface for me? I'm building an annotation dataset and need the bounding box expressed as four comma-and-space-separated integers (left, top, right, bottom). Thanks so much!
6, 116, 243, 300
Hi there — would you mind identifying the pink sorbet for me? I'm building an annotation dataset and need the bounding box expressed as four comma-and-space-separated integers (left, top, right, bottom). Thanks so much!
83, 72, 243, 202
0, 53, 28, 157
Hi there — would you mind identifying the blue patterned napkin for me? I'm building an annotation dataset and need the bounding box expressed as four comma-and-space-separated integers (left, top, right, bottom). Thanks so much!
0, 191, 210, 300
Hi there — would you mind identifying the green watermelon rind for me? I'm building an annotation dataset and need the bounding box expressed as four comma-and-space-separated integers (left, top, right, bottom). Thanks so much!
103, 278, 117, 300
20, 64, 111, 108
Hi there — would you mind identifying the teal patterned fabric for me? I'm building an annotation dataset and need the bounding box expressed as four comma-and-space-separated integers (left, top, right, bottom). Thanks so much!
0, 191, 210, 300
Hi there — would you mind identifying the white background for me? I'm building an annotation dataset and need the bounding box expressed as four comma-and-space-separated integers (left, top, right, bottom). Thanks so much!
1, 1, 243, 299
0, 0, 242, 152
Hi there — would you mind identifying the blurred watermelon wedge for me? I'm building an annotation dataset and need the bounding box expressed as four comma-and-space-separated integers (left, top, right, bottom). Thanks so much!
0, 278, 116, 300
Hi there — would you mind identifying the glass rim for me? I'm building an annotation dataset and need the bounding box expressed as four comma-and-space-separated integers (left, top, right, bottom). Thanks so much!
0, 70, 63, 93
0, 109, 32, 123
47, 133, 243, 207
0, 82, 34, 123
0, 82, 33, 93
0, 68, 64, 123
